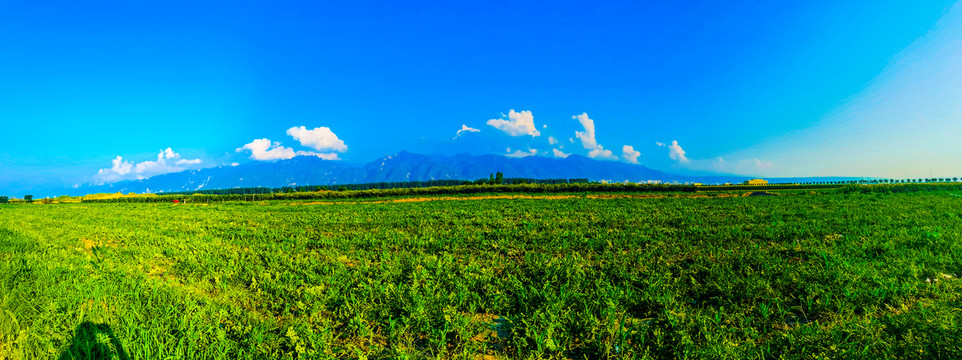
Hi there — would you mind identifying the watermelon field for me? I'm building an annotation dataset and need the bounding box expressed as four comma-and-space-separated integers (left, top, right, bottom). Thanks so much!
1, 187, 961, 359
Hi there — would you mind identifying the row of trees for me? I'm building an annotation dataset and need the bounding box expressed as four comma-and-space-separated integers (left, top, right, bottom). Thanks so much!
471, 173, 590, 186
780, 178, 961, 185
475, 172, 505, 185
161, 180, 475, 196
82, 182, 700, 204
7, 176, 959, 205
0, 195, 30, 204
840, 183, 962, 194
160, 176, 592, 196
862, 178, 960, 184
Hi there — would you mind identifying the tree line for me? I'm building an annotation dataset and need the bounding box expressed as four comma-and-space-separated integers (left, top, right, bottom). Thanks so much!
0, 195, 29, 204
159, 176, 590, 196
81, 183, 698, 204
838, 183, 962, 194
780, 178, 962, 185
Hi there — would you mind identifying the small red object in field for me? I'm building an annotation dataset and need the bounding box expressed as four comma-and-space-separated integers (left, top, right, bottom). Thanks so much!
173, 200, 180, 203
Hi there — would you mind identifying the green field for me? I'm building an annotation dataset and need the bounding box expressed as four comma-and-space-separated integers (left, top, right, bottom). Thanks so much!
1, 190, 961, 359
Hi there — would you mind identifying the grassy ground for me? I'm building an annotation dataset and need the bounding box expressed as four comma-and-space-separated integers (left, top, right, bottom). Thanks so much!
1, 191, 961, 359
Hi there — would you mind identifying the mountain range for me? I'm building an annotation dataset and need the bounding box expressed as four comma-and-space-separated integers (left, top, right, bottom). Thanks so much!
58, 151, 752, 196
25, 151, 869, 197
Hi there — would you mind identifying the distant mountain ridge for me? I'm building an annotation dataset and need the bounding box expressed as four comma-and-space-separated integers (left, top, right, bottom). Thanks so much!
50, 151, 867, 197
58, 151, 738, 196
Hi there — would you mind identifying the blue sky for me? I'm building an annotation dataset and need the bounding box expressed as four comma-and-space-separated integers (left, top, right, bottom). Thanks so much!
1, 1, 960, 194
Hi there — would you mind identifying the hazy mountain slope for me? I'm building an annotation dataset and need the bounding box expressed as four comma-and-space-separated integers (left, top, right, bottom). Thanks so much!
61, 151, 753, 196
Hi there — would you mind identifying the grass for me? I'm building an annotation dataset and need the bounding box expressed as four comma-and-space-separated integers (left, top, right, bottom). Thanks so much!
1, 190, 961, 359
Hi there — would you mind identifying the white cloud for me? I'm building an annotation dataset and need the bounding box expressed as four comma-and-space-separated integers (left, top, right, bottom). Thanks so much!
286, 126, 348, 152
132, 148, 203, 175
571, 112, 616, 160
236, 138, 342, 161
622, 145, 641, 164
163, 148, 178, 159
587, 148, 614, 159
176, 158, 202, 166
667, 140, 689, 163
230, 162, 239, 167
237, 139, 297, 160
134, 160, 164, 174
572, 113, 599, 150
105, 156, 132, 176
454, 124, 480, 139
296, 151, 340, 160
95, 147, 203, 183
506, 148, 538, 158
658, 140, 690, 164
548, 136, 558, 145
552, 148, 569, 158
487, 109, 541, 137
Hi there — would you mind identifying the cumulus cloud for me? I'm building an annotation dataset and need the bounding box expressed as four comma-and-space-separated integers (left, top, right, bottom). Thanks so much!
240, 126, 345, 161
162, 148, 177, 159
506, 148, 538, 158
622, 145, 641, 164
286, 126, 348, 152
105, 156, 132, 176
667, 141, 689, 163
176, 158, 202, 166
237, 139, 297, 160
587, 148, 614, 159
658, 140, 689, 163
454, 124, 480, 139
573, 113, 599, 150
548, 136, 558, 145
297, 151, 340, 160
95, 147, 203, 183
552, 148, 569, 158
572, 112, 616, 159
655, 142, 665, 147
237, 138, 340, 161
131, 148, 202, 176
487, 110, 541, 137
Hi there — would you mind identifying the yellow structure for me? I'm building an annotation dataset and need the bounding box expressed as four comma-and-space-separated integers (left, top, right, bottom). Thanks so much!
743, 179, 768, 185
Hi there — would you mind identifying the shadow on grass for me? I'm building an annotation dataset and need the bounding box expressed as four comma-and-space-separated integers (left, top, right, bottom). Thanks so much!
57, 322, 130, 360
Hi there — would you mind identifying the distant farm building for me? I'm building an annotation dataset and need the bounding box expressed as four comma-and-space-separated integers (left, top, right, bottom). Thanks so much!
743, 179, 768, 185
